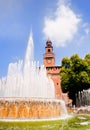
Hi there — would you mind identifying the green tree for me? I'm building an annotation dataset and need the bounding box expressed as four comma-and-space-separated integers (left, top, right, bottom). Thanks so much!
60, 54, 90, 105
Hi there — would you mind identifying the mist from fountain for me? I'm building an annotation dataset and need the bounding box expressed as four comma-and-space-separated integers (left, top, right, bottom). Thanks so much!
0, 32, 55, 98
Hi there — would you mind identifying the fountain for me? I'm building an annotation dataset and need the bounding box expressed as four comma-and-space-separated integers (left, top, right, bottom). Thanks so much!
75, 89, 90, 114
0, 32, 67, 119
76, 89, 90, 107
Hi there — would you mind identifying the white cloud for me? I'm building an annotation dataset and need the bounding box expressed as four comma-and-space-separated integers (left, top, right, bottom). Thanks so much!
84, 28, 90, 35
82, 23, 90, 35
43, 0, 81, 47
77, 23, 90, 46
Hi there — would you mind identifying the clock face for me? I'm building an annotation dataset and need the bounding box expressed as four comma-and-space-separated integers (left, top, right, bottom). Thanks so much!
47, 59, 52, 64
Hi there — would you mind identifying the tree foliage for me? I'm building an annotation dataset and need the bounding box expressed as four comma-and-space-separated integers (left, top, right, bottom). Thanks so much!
60, 54, 90, 105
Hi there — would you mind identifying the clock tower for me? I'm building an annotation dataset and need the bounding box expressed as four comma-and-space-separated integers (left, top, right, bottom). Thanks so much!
43, 40, 55, 67
43, 40, 72, 104
43, 40, 62, 98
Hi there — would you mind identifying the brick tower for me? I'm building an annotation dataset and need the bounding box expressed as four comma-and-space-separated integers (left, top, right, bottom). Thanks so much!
43, 40, 62, 98
43, 40, 55, 67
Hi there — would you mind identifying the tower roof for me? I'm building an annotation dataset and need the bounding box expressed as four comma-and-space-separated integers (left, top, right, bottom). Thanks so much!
46, 40, 52, 47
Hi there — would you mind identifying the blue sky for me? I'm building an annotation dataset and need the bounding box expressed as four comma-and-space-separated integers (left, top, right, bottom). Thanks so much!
0, 0, 90, 77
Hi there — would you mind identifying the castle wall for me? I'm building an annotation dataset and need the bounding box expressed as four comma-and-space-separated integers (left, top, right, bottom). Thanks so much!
46, 66, 62, 98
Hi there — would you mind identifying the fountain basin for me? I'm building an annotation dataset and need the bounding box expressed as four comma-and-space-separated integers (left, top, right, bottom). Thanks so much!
0, 98, 64, 119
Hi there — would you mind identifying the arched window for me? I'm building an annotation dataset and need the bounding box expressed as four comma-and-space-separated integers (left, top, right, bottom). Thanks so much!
48, 49, 50, 52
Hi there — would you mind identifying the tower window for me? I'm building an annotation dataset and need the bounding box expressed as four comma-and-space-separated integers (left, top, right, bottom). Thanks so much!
57, 83, 58, 85
48, 49, 50, 52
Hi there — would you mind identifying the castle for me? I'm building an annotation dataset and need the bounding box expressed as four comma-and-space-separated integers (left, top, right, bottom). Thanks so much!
43, 40, 72, 105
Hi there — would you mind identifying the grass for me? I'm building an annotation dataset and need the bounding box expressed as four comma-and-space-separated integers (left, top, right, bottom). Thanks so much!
0, 114, 90, 130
